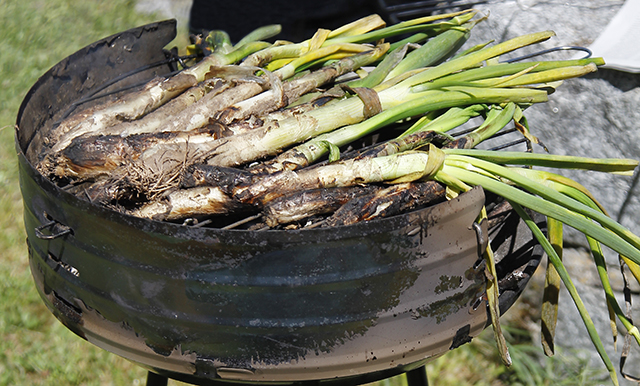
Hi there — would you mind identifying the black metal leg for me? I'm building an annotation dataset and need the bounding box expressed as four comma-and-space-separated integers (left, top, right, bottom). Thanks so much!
146, 371, 169, 386
406, 366, 429, 386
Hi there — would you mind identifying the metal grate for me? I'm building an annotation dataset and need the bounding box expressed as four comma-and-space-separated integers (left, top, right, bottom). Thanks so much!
377, 0, 488, 23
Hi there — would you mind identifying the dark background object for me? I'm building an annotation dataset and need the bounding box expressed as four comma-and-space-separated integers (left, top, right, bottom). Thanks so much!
188, 0, 381, 42
187, 0, 486, 43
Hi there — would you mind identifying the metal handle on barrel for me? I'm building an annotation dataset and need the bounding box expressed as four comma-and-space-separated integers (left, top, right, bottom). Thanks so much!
35, 212, 73, 240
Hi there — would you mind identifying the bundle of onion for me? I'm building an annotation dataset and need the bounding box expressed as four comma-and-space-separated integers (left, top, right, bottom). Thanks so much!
34, 10, 640, 384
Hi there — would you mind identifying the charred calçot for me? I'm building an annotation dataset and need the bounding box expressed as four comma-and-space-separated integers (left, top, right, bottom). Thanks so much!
35, 11, 606, 231
52, 126, 223, 180
325, 181, 447, 227
262, 185, 382, 227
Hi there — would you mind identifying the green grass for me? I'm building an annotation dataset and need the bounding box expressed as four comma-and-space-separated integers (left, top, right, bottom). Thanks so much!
0, 1, 607, 385
0, 1, 177, 384
370, 322, 606, 386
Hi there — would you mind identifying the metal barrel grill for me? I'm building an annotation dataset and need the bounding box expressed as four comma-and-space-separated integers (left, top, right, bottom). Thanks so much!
16, 20, 545, 386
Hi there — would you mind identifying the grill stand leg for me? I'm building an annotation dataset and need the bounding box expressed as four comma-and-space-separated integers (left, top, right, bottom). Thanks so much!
144, 367, 428, 386
406, 366, 429, 386
146, 371, 168, 386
